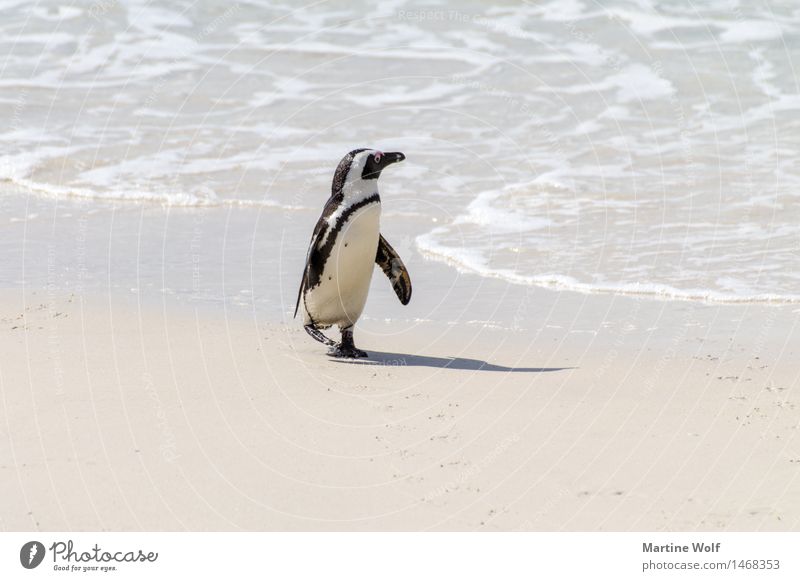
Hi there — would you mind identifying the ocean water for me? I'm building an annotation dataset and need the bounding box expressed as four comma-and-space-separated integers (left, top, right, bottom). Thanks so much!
2, 0, 799, 306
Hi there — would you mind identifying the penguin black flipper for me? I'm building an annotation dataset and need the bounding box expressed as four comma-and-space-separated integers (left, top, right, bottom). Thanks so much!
294, 193, 343, 318
375, 234, 412, 305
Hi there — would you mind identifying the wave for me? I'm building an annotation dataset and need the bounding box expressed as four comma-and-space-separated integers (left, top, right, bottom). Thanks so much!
416, 229, 800, 305
0, 176, 309, 211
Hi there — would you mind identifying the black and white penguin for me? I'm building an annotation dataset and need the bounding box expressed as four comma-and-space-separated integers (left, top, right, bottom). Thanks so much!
294, 148, 412, 358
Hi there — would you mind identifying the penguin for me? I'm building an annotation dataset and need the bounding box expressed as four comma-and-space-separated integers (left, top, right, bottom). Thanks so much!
294, 148, 412, 358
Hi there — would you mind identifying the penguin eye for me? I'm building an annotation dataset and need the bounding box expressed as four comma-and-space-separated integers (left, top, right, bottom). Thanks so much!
373, 152, 382, 163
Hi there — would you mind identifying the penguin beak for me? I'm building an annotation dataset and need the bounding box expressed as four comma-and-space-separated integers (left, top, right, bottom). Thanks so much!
362, 151, 406, 180
382, 152, 405, 166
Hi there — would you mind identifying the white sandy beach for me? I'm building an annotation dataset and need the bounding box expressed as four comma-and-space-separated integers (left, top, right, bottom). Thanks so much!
1, 285, 798, 531
2, 0, 800, 540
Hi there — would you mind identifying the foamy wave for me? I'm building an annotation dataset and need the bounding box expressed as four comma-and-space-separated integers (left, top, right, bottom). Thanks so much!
454, 189, 551, 232
0, 176, 307, 210
416, 230, 800, 305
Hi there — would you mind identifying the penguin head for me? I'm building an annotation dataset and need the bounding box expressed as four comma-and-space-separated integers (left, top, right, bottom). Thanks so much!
331, 148, 405, 197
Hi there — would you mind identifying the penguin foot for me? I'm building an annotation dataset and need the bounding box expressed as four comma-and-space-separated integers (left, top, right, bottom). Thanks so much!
328, 344, 369, 359
327, 326, 367, 358
304, 324, 336, 346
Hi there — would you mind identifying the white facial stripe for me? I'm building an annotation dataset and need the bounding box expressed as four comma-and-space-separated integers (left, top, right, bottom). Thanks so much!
345, 151, 371, 178
341, 150, 380, 203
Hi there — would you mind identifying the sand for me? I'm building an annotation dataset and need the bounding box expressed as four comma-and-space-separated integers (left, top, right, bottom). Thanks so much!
0, 285, 798, 531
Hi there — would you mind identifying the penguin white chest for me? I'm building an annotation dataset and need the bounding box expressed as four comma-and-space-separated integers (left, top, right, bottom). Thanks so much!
308, 201, 381, 326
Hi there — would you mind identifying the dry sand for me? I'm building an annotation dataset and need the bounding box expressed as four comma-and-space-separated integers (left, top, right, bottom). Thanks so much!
1, 287, 798, 531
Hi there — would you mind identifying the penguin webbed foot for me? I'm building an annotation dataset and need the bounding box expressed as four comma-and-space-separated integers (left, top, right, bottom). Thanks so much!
327, 327, 368, 359
304, 324, 336, 346
327, 344, 368, 359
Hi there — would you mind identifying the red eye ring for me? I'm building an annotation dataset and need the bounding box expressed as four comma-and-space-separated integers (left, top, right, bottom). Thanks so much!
374, 151, 383, 163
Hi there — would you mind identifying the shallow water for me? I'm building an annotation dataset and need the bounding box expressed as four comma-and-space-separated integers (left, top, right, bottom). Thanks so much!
2, 0, 799, 305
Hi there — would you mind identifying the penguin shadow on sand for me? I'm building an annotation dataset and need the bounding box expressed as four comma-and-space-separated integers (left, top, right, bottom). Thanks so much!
332, 351, 574, 373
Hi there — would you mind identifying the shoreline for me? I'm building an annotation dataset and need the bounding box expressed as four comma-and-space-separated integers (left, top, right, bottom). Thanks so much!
4, 185, 798, 321
1, 286, 798, 531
